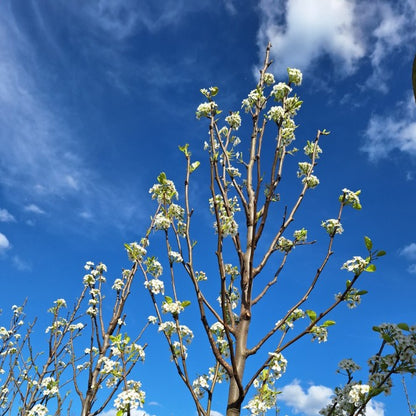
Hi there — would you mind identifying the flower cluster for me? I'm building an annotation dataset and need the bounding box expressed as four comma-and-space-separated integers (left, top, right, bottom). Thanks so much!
310, 325, 328, 343
149, 172, 178, 205
168, 251, 183, 263
348, 384, 369, 406
293, 228, 307, 243
246, 353, 288, 416
276, 236, 293, 252
321, 219, 344, 236
28, 404, 49, 416
242, 88, 267, 112
271, 82, 291, 101
196, 101, 219, 119
287, 67, 303, 85
225, 111, 242, 130
153, 212, 170, 230
267, 105, 284, 123
336, 287, 366, 309
304, 140, 322, 159
341, 256, 369, 274
340, 188, 362, 210
114, 380, 145, 412
276, 308, 306, 330
302, 174, 320, 189
209, 195, 240, 237
158, 321, 194, 344
162, 300, 184, 316
263, 72, 275, 86
145, 257, 163, 278
125, 241, 147, 262
210, 321, 230, 356
40, 376, 58, 397
144, 278, 164, 295
195, 271, 207, 281
83, 262, 107, 286
192, 375, 210, 399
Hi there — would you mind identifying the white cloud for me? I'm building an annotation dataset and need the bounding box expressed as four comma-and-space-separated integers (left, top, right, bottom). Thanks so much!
257, 0, 364, 76
280, 379, 333, 415
12, 255, 31, 271
24, 204, 46, 215
280, 380, 384, 416
100, 410, 154, 416
362, 96, 416, 161
256, 1, 416, 90
0, 208, 15, 222
210, 411, 224, 416
400, 243, 416, 260
0, 232, 10, 252
366, 400, 385, 416
407, 264, 416, 274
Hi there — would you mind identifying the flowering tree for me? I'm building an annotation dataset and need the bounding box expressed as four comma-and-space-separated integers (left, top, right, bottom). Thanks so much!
136, 43, 416, 416
0, 261, 147, 416
1, 43, 415, 416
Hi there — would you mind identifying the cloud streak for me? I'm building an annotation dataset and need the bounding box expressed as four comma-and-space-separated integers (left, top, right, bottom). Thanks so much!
0, 2, 147, 230
362, 96, 416, 161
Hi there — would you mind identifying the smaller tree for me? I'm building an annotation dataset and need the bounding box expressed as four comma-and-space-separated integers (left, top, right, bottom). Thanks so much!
0, 260, 148, 416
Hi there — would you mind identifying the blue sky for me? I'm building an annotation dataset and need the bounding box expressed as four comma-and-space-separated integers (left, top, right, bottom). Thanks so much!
0, 1, 416, 415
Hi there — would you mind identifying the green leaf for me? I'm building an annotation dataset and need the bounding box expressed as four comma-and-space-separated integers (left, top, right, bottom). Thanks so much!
181, 300, 191, 308
322, 320, 336, 327
398, 322, 410, 331
210, 86, 219, 97
157, 172, 167, 184
305, 310, 317, 321
372, 326, 380, 332
364, 236, 373, 251
321, 129, 331, 135
190, 161, 200, 172
116, 410, 124, 416
365, 264, 376, 272
376, 250, 386, 257
165, 296, 173, 304
357, 290, 368, 295
179, 144, 189, 156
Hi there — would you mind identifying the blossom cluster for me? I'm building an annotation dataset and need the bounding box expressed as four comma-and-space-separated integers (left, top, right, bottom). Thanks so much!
341, 256, 369, 274
245, 353, 288, 416
209, 195, 240, 237
149, 172, 178, 205
114, 380, 145, 412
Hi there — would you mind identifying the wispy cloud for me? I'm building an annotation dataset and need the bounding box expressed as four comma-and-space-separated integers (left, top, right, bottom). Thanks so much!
362, 96, 416, 160
12, 255, 31, 272
0, 233, 11, 252
24, 204, 46, 215
0, 2, 147, 230
0, 208, 15, 222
